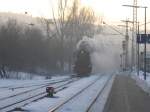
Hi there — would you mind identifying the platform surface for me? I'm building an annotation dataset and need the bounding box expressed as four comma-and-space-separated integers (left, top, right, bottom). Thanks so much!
104, 75, 150, 112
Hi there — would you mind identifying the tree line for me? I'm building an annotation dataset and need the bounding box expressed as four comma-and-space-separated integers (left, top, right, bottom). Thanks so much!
0, 0, 102, 78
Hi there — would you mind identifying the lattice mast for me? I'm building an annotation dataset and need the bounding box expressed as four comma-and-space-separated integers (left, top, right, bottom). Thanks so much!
132, 0, 137, 69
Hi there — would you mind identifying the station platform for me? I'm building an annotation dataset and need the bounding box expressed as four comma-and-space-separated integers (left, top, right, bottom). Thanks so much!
104, 75, 150, 112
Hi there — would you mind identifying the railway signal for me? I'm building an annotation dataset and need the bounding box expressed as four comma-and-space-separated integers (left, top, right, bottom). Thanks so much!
46, 87, 56, 97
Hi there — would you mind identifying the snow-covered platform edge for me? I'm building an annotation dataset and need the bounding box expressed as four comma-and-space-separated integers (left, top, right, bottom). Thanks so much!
131, 72, 150, 94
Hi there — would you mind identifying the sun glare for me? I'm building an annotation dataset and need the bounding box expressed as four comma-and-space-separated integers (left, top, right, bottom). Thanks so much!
0, 0, 149, 23
81, 0, 123, 21
0, 0, 51, 18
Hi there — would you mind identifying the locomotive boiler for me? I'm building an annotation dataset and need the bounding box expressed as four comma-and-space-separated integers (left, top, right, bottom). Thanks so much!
73, 48, 92, 76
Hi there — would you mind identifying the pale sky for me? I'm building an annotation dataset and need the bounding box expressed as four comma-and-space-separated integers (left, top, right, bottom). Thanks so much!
0, 0, 150, 25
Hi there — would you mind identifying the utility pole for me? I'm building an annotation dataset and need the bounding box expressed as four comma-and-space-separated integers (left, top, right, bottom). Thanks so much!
121, 19, 131, 70
144, 7, 147, 80
137, 22, 140, 76
125, 20, 129, 70
120, 54, 123, 71
123, 0, 138, 71
133, 0, 138, 70
122, 4, 147, 79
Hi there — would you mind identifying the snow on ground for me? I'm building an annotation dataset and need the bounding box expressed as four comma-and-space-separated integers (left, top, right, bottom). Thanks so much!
131, 71, 150, 94
0, 75, 70, 88
88, 75, 115, 112
0, 75, 70, 100
0, 79, 74, 112
4, 71, 46, 80
22, 74, 104, 112
55, 74, 111, 112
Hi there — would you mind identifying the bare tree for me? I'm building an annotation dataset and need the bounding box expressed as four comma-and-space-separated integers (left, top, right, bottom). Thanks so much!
49, 0, 97, 72
0, 19, 22, 78
50, 0, 70, 71
78, 7, 96, 37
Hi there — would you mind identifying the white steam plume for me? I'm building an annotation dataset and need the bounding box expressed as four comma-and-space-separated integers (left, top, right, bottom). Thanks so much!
77, 35, 122, 73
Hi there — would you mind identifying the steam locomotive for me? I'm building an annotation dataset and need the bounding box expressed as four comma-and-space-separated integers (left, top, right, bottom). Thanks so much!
73, 48, 92, 76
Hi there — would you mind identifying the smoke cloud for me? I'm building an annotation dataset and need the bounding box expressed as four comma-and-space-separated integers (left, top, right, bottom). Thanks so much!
77, 34, 122, 73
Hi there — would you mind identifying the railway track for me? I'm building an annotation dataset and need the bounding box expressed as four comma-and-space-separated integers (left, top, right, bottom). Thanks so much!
0, 78, 78, 112
0, 78, 72, 101
0, 78, 70, 89
86, 74, 113, 112
48, 74, 113, 112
